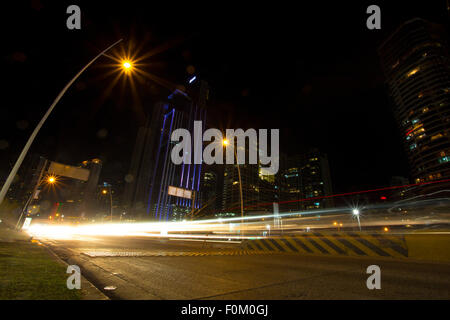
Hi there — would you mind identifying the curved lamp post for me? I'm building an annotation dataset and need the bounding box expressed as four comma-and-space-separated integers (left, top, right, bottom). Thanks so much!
0, 39, 124, 207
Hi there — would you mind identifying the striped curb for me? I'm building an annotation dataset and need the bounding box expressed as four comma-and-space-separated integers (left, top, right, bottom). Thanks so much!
241, 232, 410, 259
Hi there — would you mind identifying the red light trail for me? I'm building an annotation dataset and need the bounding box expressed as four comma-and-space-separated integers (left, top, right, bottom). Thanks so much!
229, 178, 450, 210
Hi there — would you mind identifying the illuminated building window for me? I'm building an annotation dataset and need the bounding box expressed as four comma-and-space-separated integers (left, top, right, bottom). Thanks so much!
431, 133, 443, 141
438, 156, 449, 164
417, 134, 426, 139
407, 68, 419, 77
232, 181, 238, 185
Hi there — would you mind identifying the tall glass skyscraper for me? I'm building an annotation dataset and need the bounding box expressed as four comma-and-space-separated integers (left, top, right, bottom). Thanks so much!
123, 80, 209, 220
378, 18, 450, 184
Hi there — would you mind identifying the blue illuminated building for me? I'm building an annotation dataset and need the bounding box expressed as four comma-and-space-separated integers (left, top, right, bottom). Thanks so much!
123, 80, 209, 221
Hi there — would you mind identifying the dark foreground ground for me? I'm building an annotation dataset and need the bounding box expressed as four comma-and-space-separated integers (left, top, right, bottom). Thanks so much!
40, 235, 450, 300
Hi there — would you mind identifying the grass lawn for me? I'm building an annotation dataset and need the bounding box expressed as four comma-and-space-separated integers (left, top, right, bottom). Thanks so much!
0, 241, 82, 300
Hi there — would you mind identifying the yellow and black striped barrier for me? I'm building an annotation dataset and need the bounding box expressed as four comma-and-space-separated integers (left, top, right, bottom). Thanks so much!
241, 232, 410, 259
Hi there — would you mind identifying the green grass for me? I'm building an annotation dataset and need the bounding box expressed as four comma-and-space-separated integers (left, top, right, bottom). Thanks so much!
0, 241, 82, 300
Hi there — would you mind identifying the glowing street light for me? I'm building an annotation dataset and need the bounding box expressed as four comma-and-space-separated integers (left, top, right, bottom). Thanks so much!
122, 61, 132, 70
223, 138, 244, 237
352, 208, 362, 231
102, 184, 113, 222
266, 224, 271, 237
47, 176, 56, 184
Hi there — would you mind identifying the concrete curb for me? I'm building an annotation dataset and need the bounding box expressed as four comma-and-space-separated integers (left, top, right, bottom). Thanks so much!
404, 233, 450, 263
241, 232, 450, 263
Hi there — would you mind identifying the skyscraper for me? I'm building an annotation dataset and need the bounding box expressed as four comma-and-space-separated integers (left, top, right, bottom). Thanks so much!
378, 18, 450, 184
279, 149, 333, 212
123, 80, 209, 220
222, 161, 277, 214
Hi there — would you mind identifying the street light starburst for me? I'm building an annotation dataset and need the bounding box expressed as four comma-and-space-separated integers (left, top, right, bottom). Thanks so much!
122, 61, 132, 70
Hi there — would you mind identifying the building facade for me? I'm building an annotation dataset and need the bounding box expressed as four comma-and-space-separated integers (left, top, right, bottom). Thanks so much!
279, 149, 333, 212
221, 161, 277, 215
378, 18, 450, 184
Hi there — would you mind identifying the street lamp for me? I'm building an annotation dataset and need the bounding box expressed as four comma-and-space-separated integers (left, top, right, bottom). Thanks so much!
122, 61, 132, 69
223, 139, 244, 237
266, 224, 271, 237
352, 208, 362, 231
47, 176, 56, 184
102, 185, 113, 222
0, 39, 126, 207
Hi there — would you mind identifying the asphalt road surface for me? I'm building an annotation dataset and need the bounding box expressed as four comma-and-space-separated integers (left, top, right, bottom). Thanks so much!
41, 235, 450, 300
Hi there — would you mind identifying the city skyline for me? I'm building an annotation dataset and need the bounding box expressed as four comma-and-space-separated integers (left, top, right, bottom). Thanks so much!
1, 1, 448, 198
1, 1, 450, 304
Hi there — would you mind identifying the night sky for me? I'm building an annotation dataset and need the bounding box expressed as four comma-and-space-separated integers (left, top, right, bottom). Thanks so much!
1, 1, 448, 194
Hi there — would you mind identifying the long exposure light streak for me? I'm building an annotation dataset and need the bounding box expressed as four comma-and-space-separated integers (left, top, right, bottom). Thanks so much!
27, 196, 450, 241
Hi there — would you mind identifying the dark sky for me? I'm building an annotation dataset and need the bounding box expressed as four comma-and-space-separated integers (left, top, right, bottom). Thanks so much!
1, 1, 448, 194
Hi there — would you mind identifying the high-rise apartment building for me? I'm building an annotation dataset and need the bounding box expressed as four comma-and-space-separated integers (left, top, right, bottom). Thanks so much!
279, 149, 333, 212
378, 18, 450, 184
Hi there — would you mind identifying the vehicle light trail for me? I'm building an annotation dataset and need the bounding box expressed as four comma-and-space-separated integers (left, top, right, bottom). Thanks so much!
26, 197, 450, 241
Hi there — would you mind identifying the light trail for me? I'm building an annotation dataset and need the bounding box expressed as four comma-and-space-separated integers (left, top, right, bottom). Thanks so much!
229, 178, 450, 210
27, 197, 450, 241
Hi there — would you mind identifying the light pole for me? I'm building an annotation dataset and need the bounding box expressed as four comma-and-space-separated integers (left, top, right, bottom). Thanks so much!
102, 185, 113, 222
266, 224, 271, 237
0, 39, 125, 207
223, 139, 244, 237
352, 208, 362, 231
15, 160, 49, 230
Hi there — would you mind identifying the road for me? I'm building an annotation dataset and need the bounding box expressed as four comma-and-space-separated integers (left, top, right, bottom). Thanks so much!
41, 235, 450, 300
